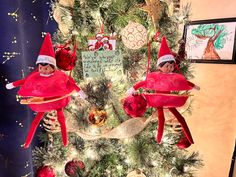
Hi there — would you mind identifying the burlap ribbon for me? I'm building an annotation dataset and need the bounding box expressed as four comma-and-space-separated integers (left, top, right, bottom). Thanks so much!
67, 116, 154, 140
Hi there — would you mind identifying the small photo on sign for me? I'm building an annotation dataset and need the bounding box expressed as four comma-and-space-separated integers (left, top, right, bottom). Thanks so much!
87, 34, 116, 51
81, 50, 123, 79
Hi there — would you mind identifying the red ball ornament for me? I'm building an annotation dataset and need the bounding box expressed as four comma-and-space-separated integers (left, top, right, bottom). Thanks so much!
36, 165, 55, 177
123, 94, 147, 117
65, 160, 85, 176
177, 136, 191, 149
55, 47, 76, 71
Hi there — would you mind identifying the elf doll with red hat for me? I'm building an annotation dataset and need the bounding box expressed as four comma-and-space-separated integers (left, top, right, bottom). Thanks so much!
124, 36, 200, 149
94, 33, 104, 50
102, 36, 113, 50
6, 33, 86, 148
88, 44, 95, 51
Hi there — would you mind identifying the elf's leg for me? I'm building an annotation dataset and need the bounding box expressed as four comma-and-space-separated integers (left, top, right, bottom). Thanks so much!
168, 108, 194, 144
56, 108, 68, 146
24, 112, 44, 148
156, 107, 165, 144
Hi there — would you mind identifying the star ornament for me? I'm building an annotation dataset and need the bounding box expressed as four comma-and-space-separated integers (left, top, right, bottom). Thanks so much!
140, 0, 162, 29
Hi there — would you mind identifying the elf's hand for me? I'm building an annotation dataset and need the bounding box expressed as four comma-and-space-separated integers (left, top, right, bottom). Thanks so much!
78, 90, 87, 100
5, 79, 25, 89
194, 85, 200, 90
6, 83, 15, 89
126, 87, 136, 96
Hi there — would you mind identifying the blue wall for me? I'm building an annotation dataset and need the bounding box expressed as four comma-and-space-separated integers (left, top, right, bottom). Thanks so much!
0, 1, 57, 176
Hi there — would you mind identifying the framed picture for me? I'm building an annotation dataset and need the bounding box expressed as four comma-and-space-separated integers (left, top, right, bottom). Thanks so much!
184, 18, 236, 64
87, 36, 116, 51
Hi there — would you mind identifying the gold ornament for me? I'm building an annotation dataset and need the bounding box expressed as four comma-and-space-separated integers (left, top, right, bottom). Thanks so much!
43, 111, 61, 133
88, 108, 107, 127
127, 169, 146, 177
121, 21, 147, 50
140, 0, 161, 29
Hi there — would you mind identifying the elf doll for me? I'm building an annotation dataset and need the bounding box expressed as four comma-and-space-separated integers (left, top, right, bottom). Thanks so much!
94, 33, 104, 50
125, 36, 200, 148
101, 36, 113, 50
88, 44, 95, 51
6, 33, 86, 148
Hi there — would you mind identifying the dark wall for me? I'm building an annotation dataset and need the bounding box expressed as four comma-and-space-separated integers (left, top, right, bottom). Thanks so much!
0, 1, 57, 176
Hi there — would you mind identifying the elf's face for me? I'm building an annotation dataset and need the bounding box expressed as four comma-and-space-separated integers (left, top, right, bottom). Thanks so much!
97, 37, 102, 41
103, 44, 109, 50
89, 46, 95, 51
38, 63, 55, 76
103, 40, 108, 44
158, 62, 174, 73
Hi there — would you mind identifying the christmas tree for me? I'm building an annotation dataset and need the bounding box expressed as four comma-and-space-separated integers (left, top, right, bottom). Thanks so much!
32, 0, 203, 176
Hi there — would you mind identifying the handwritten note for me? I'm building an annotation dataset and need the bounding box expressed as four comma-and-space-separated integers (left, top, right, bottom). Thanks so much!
81, 50, 123, 78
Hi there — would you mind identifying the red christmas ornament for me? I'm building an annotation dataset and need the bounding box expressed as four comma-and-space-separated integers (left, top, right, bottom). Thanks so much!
55, 42, 77, 71
177, 135, 191, 149
36, 165, 55, 177
65, 160, 85, 176
123, 95, 147, 117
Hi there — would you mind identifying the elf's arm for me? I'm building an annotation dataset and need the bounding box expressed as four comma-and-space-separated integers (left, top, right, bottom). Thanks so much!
6, 79, 25, 89
126, 80, 146, 95
68, 77, 87, 99
95, 42, 103, 50
187, 81, 200, 90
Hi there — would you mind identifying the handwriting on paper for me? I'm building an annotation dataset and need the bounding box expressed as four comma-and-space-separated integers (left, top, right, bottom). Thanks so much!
82, 50, 123, 78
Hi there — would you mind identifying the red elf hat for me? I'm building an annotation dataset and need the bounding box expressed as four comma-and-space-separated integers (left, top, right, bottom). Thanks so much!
157, 36, 175, 66
101, 36, 109, 42
36, 33, 56, 67
95, 33, 103, 38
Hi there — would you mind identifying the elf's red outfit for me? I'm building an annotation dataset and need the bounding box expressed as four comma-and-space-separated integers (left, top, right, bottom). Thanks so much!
102, 36, 113, 50
124, 36, 197, 148
6, 33, 83, 148
94, 33, 104, 50
95, 41, 103, 50
108, 43, 113, 50
132, 72, 194, 145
